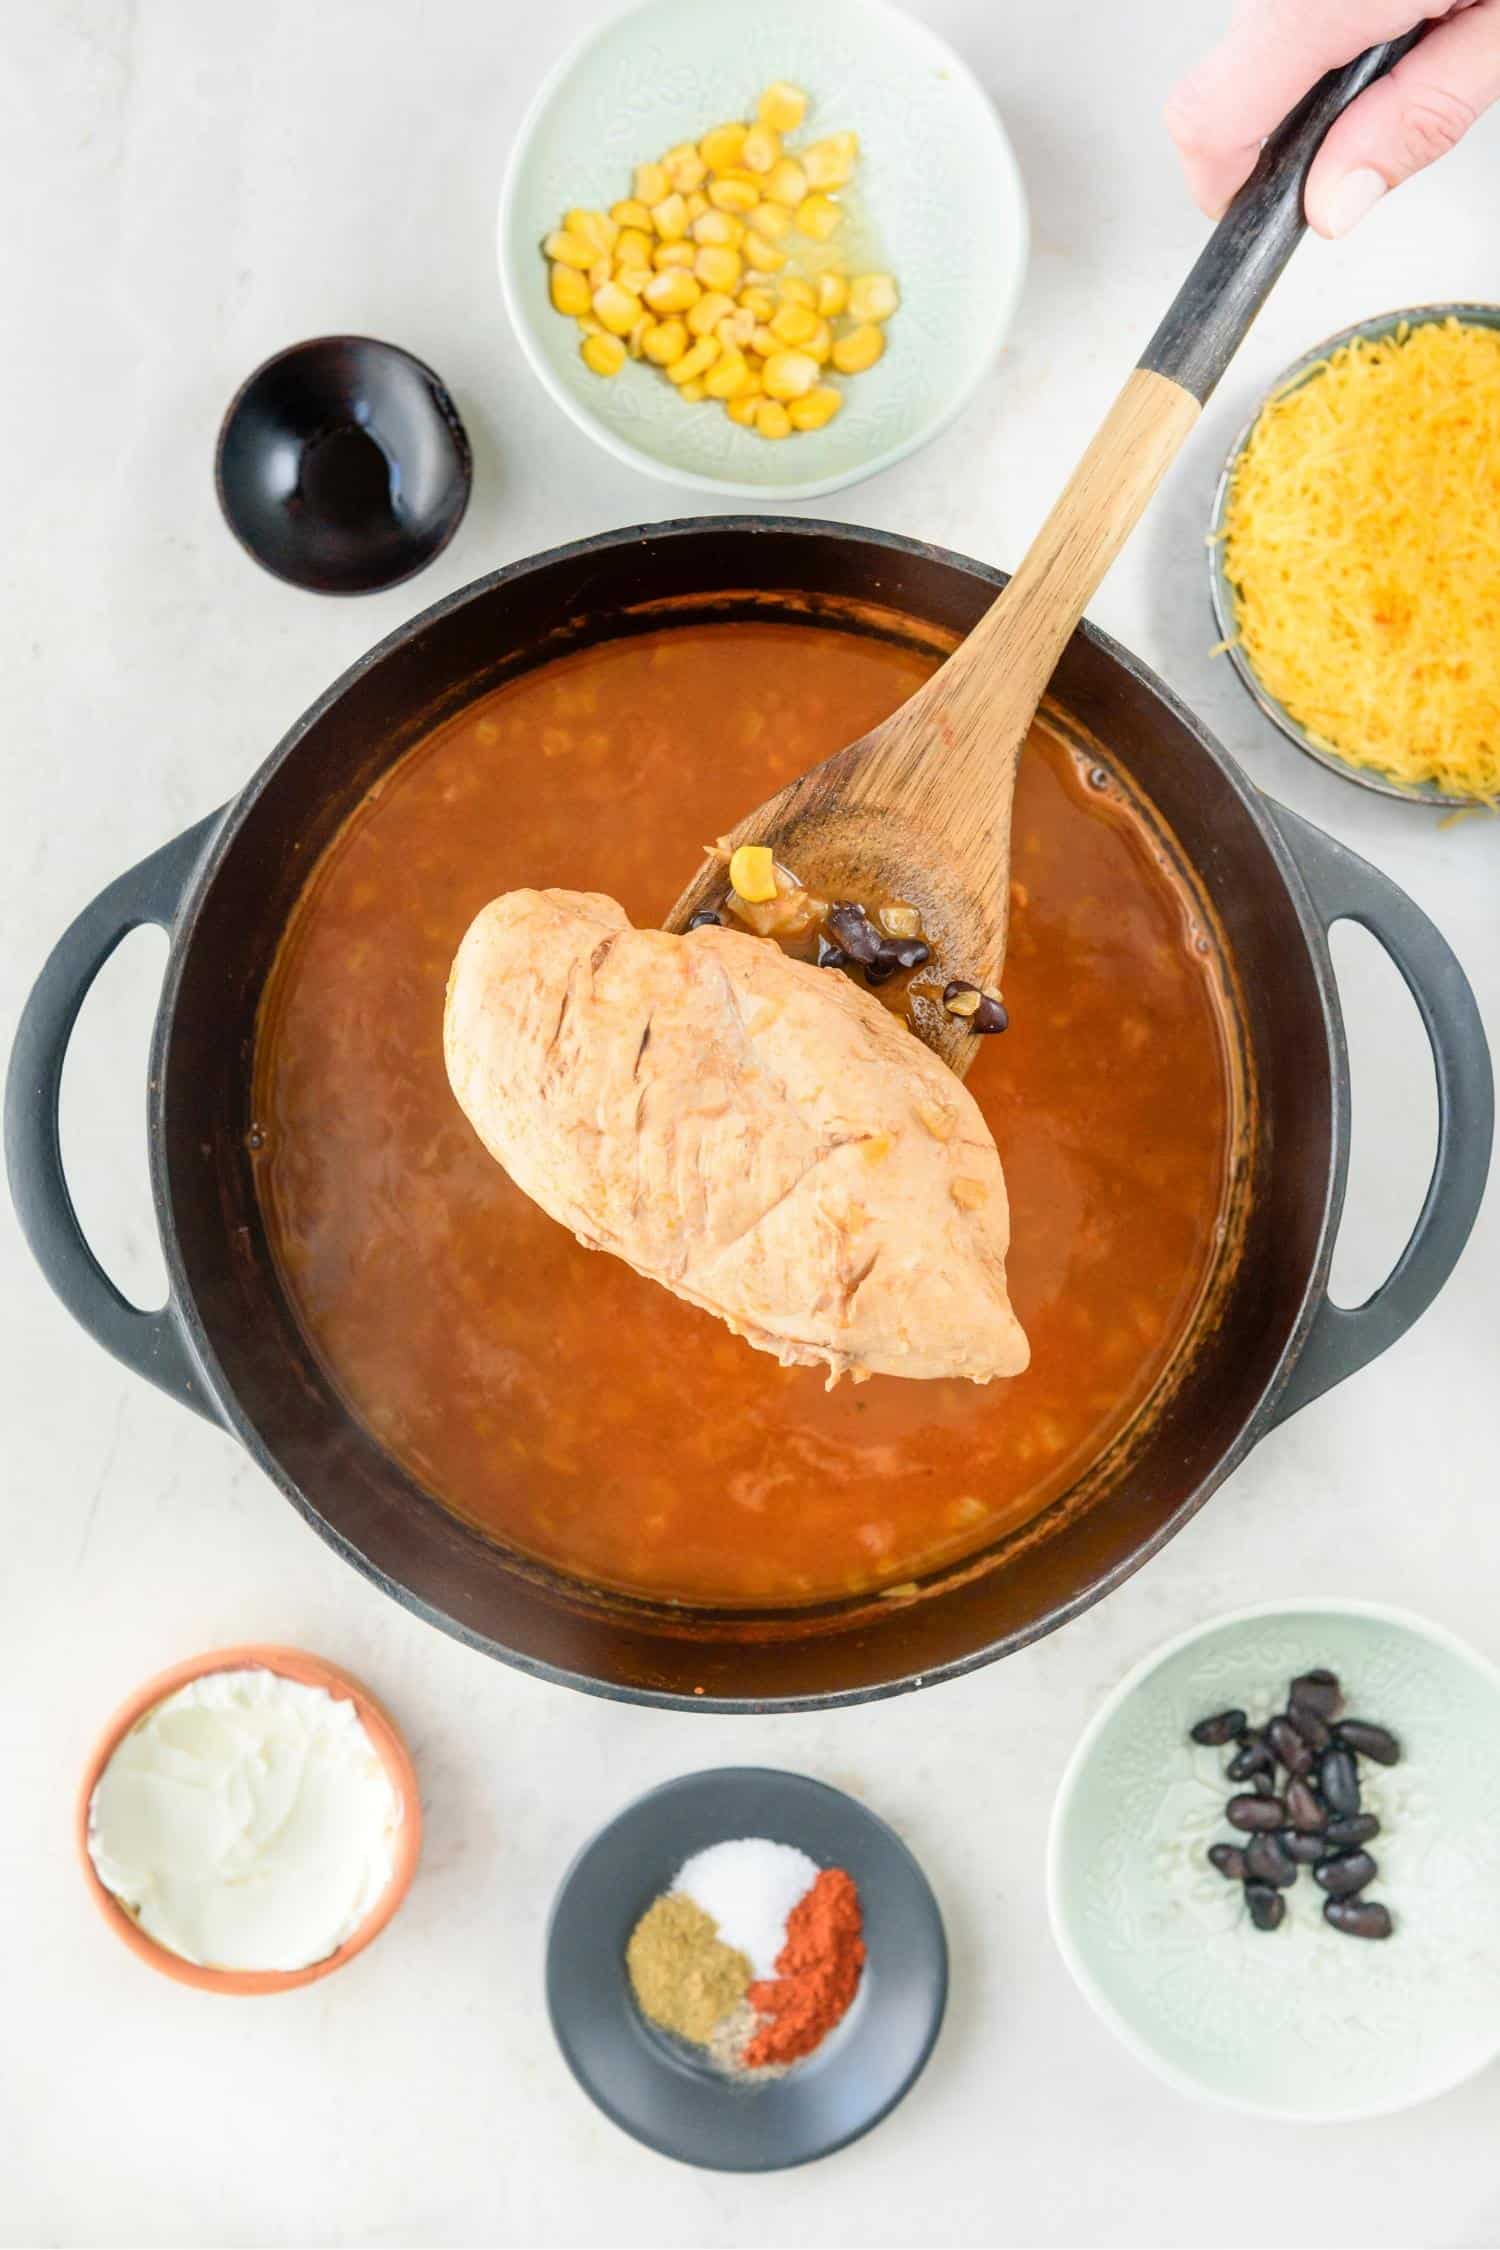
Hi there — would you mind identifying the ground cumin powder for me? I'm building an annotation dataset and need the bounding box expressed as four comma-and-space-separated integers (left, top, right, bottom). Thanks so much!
626, 1891, 752, 2042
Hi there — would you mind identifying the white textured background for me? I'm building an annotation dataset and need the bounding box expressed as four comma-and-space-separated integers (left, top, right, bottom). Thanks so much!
2, 3, 1497, 2245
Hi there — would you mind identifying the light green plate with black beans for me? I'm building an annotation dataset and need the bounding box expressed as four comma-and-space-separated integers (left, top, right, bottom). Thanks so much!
1047, 1602, 1500, 2121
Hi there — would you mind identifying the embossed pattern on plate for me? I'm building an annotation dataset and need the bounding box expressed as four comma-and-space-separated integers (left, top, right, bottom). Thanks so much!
497, 0, 1028, 498
1048, 1602, 1500, 2120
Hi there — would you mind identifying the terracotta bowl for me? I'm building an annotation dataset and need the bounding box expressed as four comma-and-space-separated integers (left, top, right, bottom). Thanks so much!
76, 1643, 422, 1994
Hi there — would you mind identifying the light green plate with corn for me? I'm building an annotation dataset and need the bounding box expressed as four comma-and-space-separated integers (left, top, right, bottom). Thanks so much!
498, 0, 1028, 499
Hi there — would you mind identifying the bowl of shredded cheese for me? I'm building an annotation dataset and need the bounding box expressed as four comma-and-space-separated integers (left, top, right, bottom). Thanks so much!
1210, 305, 1500, 807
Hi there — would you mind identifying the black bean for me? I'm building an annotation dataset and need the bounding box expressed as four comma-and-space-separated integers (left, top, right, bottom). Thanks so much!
1324, 1896, 1393, 1941
1267, 1716, 1314, 1777
1282, 1829, 1325, 1864
1285, 1778, 1327, 1833
815, 936, 848, 969
1227, 1792, 1285, 1831
1251, 1771, 1278, 1796
1191, 1708, 1248, 1747
1245, 1882, 1286, 1931
1208, 1842, 1247, 1881
1290, 1670, 1343, 1719
864, 954, 900, 986
826, 903, 881, 965
1245, 1831, 1298, 1888
942, 980, 1009, 1033
1320, 1746, 1361, 1816
1336, 1720, 1402, 1766
884, 936, 931, 973
1227, 1735, 1275, 1782
1288, 1700, 1332, 1751
1315, 1850, 1378, 1898
686, 908, 724, 929
1324, 1812, 1380, 1849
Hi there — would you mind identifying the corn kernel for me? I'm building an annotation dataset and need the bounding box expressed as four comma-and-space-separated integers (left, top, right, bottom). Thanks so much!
849, 272, 900, 322
750, 324, 779, 358
677, 378, 707, 402
742, 122, 781, 175
778, 274, 817, 309
805, 317, 834, 364
634, 160, 670, 205
591, 279, 642, 337
544, 228, 595, 270
794, 193, 842, 242
685, 190, 709, 221
754, 399, 792, 440
581, 332, 626, 378
687, 290, 736, 338
710, 174, 764, 213
717, 306, 756, 349
626, 312, 656, 360
770, 299, 819, 347
730, 844, 777, 901
614, 227, 654, 270
653, 240, 696, 269
643, 266, 701, 313
587, 256, 613, 290
650, 193, 690, 241
803, 132, 858, 189
642, 316, 690, 366
747, 200, 792, 242
816, 271, 849, 318
695, 245, 743, 292
743, 229, 787, 271
832, 322, 885, 374
663, 141, 707, 191
704, 350, 754, 399
699, 122, 749, 173
577, 314, 604, 337
762, 350, 819, 401
550, 263, 592, 316
763, 157, 808, 208
611, 198, 654, 230
739, 285, 775, 322
566, 207, 618, 253
667, 335, 721, 385
757, 81, 807, 134
726, 392, 760, 427
788, 385, 843, 431
692, 209, 743, 248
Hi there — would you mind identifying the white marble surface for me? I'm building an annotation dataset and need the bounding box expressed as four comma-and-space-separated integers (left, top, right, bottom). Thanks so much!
3, 3, 1498, 2244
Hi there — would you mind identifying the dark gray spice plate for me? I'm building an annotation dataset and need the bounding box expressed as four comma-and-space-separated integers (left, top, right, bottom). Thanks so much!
545, 1767, 947, 2171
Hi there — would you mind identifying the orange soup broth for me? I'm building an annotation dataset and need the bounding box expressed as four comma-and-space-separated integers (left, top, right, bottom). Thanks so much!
254, 624, 1239, 1606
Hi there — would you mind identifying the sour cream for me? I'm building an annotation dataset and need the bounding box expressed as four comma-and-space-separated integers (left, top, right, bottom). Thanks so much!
87, 1667, 402, 1972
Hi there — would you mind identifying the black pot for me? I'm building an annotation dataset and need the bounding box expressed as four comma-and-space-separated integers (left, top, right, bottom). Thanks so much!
7, 523, 1492, 1709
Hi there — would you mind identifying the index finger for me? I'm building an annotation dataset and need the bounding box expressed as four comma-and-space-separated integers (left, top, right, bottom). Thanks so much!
1164, 0, 1440, 215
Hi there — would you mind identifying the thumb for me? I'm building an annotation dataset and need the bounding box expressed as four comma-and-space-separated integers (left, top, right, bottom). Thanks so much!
1305, 0, 1500, 235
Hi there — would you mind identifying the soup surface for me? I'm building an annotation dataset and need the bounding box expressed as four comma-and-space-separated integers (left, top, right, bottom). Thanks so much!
254, 623, 1237, 1606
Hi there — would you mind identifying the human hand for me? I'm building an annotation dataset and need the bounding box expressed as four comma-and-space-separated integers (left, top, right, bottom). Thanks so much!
1165, 1, 1500, 236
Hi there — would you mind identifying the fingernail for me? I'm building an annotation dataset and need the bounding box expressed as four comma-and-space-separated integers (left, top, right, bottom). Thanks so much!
1323, 167, 1387, 238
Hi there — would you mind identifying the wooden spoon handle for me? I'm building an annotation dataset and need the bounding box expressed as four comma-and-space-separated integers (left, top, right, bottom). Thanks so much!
929, 27, 1425, 754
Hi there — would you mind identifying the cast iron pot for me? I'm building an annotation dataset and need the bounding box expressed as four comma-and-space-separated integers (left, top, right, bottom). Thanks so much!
7, 523, 1493, 1709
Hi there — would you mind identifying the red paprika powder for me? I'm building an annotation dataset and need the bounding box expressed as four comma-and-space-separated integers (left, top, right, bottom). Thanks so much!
743, 1867, 865, 2068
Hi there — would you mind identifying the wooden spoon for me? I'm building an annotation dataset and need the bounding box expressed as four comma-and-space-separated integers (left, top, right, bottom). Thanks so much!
668, 32, 1421, 1075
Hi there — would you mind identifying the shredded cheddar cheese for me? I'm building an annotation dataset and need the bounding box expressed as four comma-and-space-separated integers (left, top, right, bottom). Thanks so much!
1219, 318, 1500, 802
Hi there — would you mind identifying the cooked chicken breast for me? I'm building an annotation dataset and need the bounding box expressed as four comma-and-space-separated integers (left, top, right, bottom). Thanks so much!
444, 889, 1029, 1386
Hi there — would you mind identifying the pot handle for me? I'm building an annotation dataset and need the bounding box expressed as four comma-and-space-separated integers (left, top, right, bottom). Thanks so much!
5, 811, 227, 1424
1266, 801, 1493, 1424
